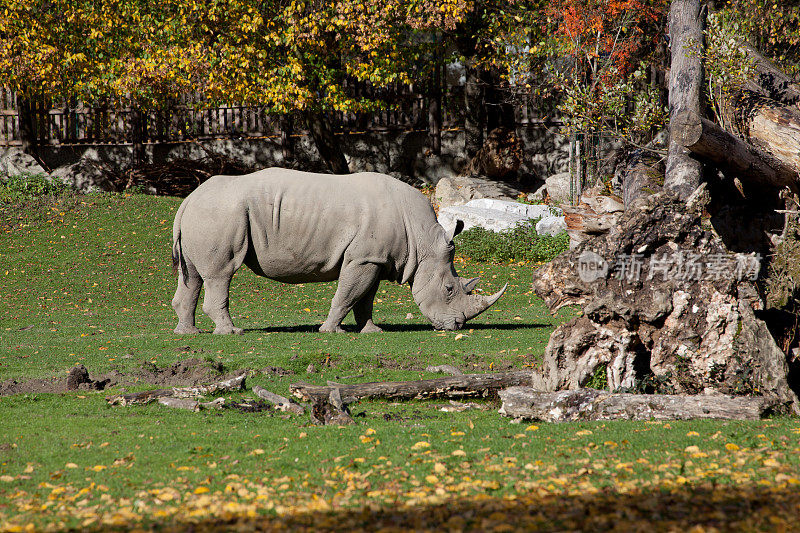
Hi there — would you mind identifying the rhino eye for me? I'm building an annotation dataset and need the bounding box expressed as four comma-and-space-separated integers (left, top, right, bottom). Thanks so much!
445, 284, 455, 298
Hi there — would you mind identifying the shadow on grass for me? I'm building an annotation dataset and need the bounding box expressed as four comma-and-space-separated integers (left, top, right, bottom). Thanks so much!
244, 322, 550, 333
91, 484, 800, 531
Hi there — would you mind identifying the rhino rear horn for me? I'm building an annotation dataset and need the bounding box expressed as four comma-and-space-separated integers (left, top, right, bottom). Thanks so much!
460, 276, 481, 293
464, 283, 507, 321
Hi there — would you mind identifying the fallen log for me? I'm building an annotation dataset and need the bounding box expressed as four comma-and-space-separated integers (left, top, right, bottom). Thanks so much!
672, 110, 797, 190
290, 371, 531, 403
739, 43, 800, 104
719, 90, 800, 177
106, 372, 246, 406
498, 387, 780, 422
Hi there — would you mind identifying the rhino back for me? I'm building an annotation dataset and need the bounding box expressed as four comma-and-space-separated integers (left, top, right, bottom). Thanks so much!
179, 169, 434, 283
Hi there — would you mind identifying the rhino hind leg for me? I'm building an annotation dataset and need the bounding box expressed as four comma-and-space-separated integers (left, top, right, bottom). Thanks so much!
353, 283, 383, 333
172, 261, 202, 334
203, 277, 244, 335
320, 263, 381, 333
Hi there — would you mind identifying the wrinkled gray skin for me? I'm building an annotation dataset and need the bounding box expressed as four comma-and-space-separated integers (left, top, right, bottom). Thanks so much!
171, 168, 506, 334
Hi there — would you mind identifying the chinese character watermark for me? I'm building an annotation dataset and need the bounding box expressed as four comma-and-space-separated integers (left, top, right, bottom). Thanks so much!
575, 249, 761, 283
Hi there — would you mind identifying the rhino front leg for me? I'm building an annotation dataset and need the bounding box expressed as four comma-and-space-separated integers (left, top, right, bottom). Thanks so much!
320, 263, 381, 333
353, 282, 383, 333
203, 277, 244, 335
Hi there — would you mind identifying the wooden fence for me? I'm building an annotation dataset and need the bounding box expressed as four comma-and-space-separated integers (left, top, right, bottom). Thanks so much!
0, 83, 470, 147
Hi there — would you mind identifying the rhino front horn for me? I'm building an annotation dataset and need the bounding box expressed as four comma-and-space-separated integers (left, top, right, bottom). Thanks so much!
464, 283, 508, 321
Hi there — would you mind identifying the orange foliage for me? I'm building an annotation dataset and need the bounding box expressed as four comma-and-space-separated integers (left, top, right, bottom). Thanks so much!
549, 0, 666, 80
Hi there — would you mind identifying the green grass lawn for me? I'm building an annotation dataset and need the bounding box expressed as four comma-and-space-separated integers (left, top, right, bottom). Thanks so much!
1, 191, 800, 531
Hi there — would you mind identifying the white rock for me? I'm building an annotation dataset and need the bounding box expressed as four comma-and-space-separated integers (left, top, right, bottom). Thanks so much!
434, 175, 522, 209
0, 147, 47, 177
545, 172, 573, 205
465, 198, 561, 218
50, 158, 115, 192
535, 216, 567, 236
438, 204, 529, 235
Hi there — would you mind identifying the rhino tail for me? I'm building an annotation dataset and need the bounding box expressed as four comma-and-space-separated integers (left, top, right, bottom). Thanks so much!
172, 200, 189, 281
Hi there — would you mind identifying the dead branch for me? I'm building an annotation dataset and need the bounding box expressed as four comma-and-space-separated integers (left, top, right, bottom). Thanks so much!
252, 385, 305, 415
106, 372, 246, 406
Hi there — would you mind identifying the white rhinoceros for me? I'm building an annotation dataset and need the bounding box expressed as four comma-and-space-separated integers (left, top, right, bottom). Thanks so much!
171, 168, 506, 334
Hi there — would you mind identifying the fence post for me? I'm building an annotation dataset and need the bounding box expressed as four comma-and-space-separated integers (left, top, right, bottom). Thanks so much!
569, 133, 575, 205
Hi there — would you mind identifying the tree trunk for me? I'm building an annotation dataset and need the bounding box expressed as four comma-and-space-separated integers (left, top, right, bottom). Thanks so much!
18, 95, 40, 159
428, 49, 442, 155
499, 387, 779, 421
290, 371, 531, 403
463, 66, 485, 158
665, 0, 706, 200
673, 110, 797, 190
304, 111, 349, 174
280, 113, 295, 164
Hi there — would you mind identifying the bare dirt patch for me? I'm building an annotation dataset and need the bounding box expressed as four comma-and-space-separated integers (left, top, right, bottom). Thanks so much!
0, 358, 233, 397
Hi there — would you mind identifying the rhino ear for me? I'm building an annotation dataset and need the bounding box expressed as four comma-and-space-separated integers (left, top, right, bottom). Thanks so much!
448, 220, 464, 242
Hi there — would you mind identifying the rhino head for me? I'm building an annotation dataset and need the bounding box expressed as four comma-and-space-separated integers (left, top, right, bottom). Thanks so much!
410, 220, 507, 330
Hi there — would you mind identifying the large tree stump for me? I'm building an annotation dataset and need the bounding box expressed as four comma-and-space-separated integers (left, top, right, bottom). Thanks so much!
531, 187, 798, 413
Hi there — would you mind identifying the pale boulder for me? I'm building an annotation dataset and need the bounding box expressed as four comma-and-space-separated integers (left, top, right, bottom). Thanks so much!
0, 147, 46, 177
434, 175, 522, 209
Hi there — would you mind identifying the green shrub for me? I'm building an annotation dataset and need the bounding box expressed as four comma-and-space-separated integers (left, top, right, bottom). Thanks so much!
0, 172, 68, 203
455, 219, 569, 263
